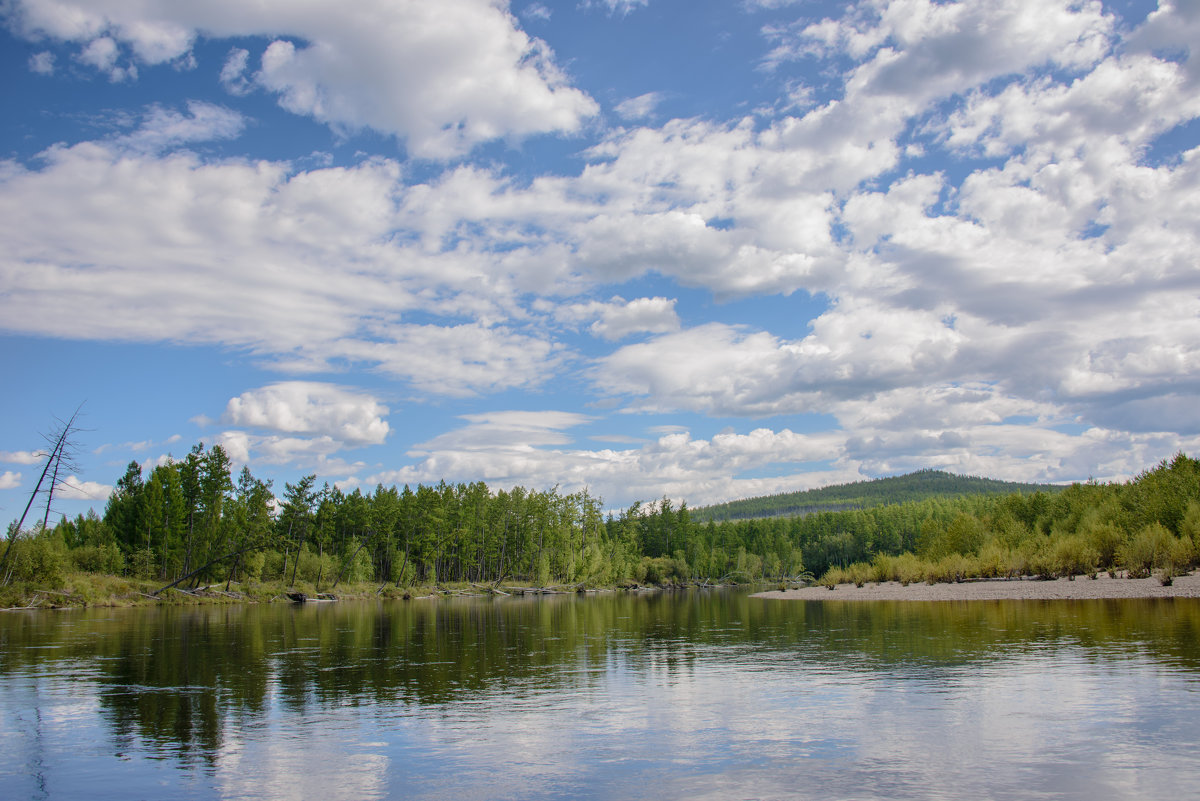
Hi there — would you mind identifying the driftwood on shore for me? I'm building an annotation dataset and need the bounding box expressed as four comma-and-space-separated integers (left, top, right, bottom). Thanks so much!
285, 591, 338, 603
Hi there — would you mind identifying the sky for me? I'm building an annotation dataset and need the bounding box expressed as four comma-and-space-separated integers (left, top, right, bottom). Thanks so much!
2, 0, 1199, 522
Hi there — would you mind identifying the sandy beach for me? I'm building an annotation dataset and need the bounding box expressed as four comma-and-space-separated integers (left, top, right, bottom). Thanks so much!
754, 571, 1200, 601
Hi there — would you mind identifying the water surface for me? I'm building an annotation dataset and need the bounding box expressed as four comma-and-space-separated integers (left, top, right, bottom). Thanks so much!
2, 591, 1198, 800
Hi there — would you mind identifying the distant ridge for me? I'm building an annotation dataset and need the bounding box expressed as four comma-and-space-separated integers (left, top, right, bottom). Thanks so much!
692, 469, 1064, 522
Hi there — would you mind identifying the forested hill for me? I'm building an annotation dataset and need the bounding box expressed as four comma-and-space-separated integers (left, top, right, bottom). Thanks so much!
693, 470, 1064, 522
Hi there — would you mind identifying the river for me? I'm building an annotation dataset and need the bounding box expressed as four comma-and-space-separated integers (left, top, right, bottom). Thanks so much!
2, 590, 1199, 800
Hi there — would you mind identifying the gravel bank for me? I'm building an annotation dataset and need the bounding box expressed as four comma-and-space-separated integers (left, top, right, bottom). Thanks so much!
754, 571, 1200, 601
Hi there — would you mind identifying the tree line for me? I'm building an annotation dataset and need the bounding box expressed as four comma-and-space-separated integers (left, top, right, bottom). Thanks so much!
692, 469, 1063, 522
4, 444, 1200, 593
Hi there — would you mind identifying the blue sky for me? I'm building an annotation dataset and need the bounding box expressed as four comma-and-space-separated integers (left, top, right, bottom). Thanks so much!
2, 0, 1199, 521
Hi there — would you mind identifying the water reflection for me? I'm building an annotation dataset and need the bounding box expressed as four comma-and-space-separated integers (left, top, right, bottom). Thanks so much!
2, 592, 1199, 800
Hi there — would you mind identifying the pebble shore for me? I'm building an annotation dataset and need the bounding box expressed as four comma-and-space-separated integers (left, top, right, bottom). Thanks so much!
755, 571, 1200, 601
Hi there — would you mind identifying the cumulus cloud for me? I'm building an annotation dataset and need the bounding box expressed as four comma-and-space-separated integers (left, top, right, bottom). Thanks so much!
554, 296, 680, 340
594, 301, 962, 416
0, 141, 570, 396
219, 47, 252, 96
4, 0, 1200, 505
4, 0, 598, 157
373, 416, 851, 508
370, 400, 1200, 508
0, 471, 21, 490
222, 382, 390, 446
1, 450, 47, 464
118, 101, 246, 153
214, 430, 359, 471
55, 478, 113, 501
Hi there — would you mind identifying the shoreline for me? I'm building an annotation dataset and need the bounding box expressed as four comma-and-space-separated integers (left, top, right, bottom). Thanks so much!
754, 571, 1200, 602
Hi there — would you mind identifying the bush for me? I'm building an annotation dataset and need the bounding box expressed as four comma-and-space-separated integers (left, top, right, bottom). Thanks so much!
819, 566, 848, 589
927, 553, 971, 584
337, 546, 375, 584
892, 552, 926, 586
1158, 537, 1196, 585
123, 547, 155, 579
641, 555, 690, 585
1119, 523, 1177, 579
295, 548, 336, 585
261, 549, 286, 581
241, 550, 266, 581
1045, 535, 1100, 579
1077, 512, 1124, 569
845, 561, 872, 587
972, 542, 1008, 579
4, 531, 71, 586
71, 542, 127, 575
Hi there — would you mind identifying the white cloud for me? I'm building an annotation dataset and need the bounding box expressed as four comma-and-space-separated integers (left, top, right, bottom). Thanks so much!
28, 50, 54, 74
0, 471, 21, 490
583, 0, 650, 15
615, 92, 664, 120
369, 400, 1200, 508
118, 101, 246, 153
219, 47, 252, 96
594, 301, 962, 416
372, 417, 851, 508
413, 411, 594, 452
5, 0, 598, 157
223, 382, 390, 446
522, 4, 552, 22
77, 35, 136, 81
55, 478, 113, 501
3, 0, 1200, 504
0, 142, 568, 397
0, 450, 47, 464
555, 296, 680, 340
215, 430, 349, 468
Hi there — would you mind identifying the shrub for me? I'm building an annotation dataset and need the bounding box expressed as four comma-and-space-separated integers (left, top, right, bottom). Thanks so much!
869, 554, 895, 583
927, 553, 971, 584
5, 531, 71, 586
819, 566, 849, 589
1077, 512, 1124, 569
71, 543, 126, 575
1118, 523, 1177, 579
241, 550, 266, 581
122, 547, 155, 579
261, 549, 286, 581
1045, 535, 1100, 579
972, 543, 1008, 579
892, 552, 926, 586
1158, 537, 1196, 586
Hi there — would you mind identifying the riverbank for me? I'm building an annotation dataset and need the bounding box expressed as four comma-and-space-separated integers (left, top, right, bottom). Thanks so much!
0, 573, 676, 610
755, 570, 1200, 601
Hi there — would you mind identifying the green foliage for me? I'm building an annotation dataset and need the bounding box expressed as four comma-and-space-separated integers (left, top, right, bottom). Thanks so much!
1042, 535, 1100, 579
925, 553, 971, 584
12, 444, 1200, 598
694, 469, 1063, 522
72, 542, 126, 575
5, 530, 71, 585
241, 550, 266, 582
1119, 523, 1177, 579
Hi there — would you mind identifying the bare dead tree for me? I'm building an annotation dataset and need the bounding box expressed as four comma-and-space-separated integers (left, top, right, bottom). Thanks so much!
1, 406, 85, 580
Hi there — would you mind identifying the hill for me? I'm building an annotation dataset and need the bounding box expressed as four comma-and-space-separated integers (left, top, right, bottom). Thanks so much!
692, 469, 1064, 522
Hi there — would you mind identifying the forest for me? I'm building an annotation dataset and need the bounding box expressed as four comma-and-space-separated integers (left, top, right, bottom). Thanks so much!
692, 469, 1062, 521
2, 443, 1199, 603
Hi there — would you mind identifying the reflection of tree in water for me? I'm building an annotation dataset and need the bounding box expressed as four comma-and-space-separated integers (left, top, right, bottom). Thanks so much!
756, 596, 1200, 675
3, 594, 1199, 763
